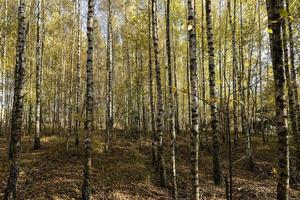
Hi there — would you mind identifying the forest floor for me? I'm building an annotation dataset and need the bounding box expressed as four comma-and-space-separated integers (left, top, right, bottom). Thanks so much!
0, 130, 300, 200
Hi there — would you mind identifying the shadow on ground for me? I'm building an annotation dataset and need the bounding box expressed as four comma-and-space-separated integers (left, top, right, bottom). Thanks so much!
1, 130, 300, 200
0, 132, 169, 200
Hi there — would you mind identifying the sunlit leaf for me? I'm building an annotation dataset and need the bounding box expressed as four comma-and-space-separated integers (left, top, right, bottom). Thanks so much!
267, 28, 273, 34
279, 9, 289, 18
288, 16, 294, 21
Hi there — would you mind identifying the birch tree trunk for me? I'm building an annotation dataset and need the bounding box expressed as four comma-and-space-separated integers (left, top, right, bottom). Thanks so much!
171, 4, 180, 134
188, 0, 200, 198
227, 0, 239, 147
147, 0, 157, 167
201, 0, 207, 132
123, 1, 133, 131
217, 0, 223, 148
82, 0, 94, 199
172, 37, 180, 135
152, 0, 167, 188
286, 0, 300, 170
66, 3, 76, 153
4, 0, 26, 198
257, 0, 265, 144
75, 0, 81, 147
206, 0, 221, 185
0, 0, 8, 138
105, 0, 113, 151
34, 0, 42, 150
239, 0, 247, 142
282, 12, 297, 163
245, 7, 256, 171
166, 0, 177, 198
266, 0, 290, 199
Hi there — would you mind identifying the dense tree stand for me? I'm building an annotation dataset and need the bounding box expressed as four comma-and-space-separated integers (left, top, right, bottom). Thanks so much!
1, 0, 299, 199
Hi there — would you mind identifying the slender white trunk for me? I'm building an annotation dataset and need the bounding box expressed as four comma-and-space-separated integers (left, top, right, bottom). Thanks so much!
34, 0, 42, 150
152, 0, 167, 188
82, 0, 94, 199
105, 0, 113, 151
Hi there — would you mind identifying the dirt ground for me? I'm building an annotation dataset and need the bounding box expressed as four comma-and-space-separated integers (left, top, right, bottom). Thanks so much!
0, 130, 299, 199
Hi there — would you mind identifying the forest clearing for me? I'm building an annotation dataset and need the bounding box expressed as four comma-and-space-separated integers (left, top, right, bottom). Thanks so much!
0, 0, 300, 199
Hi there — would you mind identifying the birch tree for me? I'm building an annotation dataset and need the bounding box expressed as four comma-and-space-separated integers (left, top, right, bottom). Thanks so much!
166, 0, 177, 198
286, 0, 300, 171
4, 0, 26, 198
75, 0, 81, 147
206, 0, 221, 185
105, 0, 113, 151
266, 0, 289, 199
187, 0, 200, 198
81, 0, 94, 199
34, 0, 42, 150
152, 0, 167, 188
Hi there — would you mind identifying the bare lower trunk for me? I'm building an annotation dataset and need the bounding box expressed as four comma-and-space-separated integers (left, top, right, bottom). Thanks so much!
286, 0, 300, 170
34, 0, 42, 150
282, 13, 298, 163
152, 0, 167, 188
206, 0, 221, 185
201, 0, 207, 132
239, 0, 247, 142
105, 0, 113, 151
4, 1, 26, 199
188, 1, 200, 199
81, 0, 94, 199
228, 0, 239, 147
0, 0, 8, 138
266, 0, 290, 199
147, 0, 157, 167
166, 0, 177, 198
75, 0, 81, 147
